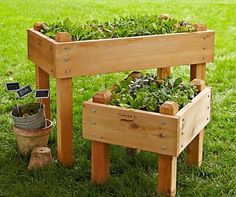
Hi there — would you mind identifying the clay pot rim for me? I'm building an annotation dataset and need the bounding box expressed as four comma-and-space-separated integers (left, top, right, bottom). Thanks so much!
13, 119, 53, 137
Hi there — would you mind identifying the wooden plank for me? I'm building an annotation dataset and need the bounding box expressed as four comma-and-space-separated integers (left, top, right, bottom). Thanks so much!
82, 102, 179, 156
28, 29, 56, 76
176, 87, 211, 155
158, 155, 177, 197
91, 91, 110, 184
35, 65, 51, 119
55, 31, 214, 78
56, 78, 74, 166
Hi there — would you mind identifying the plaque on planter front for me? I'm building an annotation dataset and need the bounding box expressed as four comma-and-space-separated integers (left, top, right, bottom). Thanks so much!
5, 82, 20, 92
35, 89, 49, 99
16, 85, 33, 98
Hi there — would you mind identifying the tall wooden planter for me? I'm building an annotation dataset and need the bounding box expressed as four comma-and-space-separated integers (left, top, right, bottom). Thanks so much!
28, 23, 214, 175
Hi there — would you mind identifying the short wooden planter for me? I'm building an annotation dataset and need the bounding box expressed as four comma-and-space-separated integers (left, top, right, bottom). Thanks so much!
28, 23, 214, 172
82, 79, 211, 196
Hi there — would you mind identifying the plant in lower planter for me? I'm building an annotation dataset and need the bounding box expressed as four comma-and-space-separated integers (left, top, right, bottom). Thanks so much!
6, 83, 52, 155
110, 72, 198, 112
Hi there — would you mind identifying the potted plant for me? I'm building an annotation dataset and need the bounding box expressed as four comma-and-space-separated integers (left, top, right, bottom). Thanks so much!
6, 83, 52, 156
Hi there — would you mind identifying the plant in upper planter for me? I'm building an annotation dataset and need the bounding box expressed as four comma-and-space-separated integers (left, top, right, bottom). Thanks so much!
39, 14, 200, 41
110, 73, 198, 112
6, 83, 52, 155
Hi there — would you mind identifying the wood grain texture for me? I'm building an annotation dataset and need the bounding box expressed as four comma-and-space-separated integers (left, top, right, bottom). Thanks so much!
157, 67, 171, 78
190, 64, 206, 81
186, 130, 204, 167
56, 78, 74, 167
176, 87, 211, 154
190, 78, 206, 91
160, 101, 179, 115
28, 29, 56, 76
187, 63, 207, 167
158, 95, 177, 196
158, 155, 177, 197
91, 91, 110, 184
54, 31, 214, 78
55, 32, 72, 42
91, 141, 110, 184
82, 102, 179, 156
36, 65, 51, 119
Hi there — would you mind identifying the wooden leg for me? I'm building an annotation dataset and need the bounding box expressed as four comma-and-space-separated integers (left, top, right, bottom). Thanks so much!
56, 78, 74, 167
35, 65, 50, 119
157, 67, 171, 78
91, 141, 110, 184
186, 63, 206, 167
190, 64, 206, 81
158, 154, 177, 197
186, 130, 204, 167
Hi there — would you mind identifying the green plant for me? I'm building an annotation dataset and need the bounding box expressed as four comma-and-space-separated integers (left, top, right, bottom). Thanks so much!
12, 103, 42, 117
110, 73, 197, 112
40, 14, 198, 41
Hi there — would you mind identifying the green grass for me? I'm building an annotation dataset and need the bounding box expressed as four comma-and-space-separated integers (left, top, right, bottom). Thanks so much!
0, 0, 236, 196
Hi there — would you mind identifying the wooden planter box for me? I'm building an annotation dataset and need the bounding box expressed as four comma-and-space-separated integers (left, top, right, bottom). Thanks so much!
83, 87, 211, 157
28, 24, 215, 188
28, 29, 214, 79
82, 81, 212, 196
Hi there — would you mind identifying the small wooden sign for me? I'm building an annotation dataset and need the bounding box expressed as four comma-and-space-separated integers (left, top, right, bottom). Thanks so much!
35, 89, 49, 99
16, 85, 33, 98
5, 82, 20, 92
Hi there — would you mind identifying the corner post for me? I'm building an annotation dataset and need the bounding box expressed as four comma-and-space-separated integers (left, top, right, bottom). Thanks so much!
158, 101, 178, 196
187, 63, 206, 167
91, 91, 111, 184
56, 32, 74, 167
33, 23, 51, 120
36, 66, 51, 119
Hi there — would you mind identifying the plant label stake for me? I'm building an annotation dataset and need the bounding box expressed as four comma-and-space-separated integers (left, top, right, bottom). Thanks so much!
5, 82, 20, 115
16, 85, 33, 98
35, 89, 50, 127
16, 85, 33, 116
35, 89, 50, 109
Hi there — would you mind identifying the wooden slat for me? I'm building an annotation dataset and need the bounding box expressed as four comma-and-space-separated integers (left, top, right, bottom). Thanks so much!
56, 78, 74, 166
55, 31, 214, 78
82, 102, 179, 156
176, 87, 211, 154
158, 155, 177, 197
35, 65, 51, 119
28, 29, 56, 76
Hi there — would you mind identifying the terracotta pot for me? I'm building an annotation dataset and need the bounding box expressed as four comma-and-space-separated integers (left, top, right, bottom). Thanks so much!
13, 119, 52, 156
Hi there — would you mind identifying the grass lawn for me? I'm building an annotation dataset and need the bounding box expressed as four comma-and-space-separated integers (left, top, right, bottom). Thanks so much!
0, 0, 236, 196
